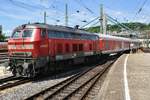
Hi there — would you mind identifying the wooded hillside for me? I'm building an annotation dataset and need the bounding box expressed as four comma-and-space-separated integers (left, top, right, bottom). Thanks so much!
86, 22, 150, 33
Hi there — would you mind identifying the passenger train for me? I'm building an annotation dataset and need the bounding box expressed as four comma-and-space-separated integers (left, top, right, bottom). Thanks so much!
8, 23, 141, 77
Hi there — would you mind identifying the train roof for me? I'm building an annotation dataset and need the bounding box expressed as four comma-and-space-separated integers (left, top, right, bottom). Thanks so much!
95, 33, 130, 41
14, 23, 140, 43
95, 33, 140, 42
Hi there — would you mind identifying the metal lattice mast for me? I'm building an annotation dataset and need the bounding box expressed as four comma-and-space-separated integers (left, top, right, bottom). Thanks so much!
44, 11, 47, 24
65, 4, 68, 26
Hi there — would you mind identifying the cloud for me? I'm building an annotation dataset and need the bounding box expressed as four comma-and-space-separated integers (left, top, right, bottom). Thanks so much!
0, 1, 59, 22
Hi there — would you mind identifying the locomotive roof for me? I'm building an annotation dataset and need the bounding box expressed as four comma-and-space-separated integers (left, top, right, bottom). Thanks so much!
15, 23, 97, 36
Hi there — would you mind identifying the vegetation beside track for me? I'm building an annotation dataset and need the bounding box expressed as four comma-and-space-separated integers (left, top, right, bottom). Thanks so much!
0, 34, 6, 42
86, 22, 150, 33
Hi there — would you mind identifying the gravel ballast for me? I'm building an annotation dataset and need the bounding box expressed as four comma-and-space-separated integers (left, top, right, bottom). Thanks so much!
0, 75, 72, 100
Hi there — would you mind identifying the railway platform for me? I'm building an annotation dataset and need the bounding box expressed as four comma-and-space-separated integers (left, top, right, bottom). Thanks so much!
97, 53, 150, 100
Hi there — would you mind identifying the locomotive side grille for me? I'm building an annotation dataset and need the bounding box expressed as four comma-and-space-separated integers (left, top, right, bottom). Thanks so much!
8, 44, 34, 50
10, 52, 32, 58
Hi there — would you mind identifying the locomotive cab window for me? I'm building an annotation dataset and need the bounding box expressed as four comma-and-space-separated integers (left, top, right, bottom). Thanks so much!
12, 30, 21, 38
22, 30, 33, 38
41, 29, 46, 38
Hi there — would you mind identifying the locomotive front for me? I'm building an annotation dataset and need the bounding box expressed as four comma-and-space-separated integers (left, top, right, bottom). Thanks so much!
8, 24, 48, 77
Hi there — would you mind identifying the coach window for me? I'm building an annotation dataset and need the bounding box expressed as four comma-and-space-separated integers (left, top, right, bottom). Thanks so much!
63, 32, 68, 38
41, 29, 46, 38
48, 31, 54, 38
80, 34, 84, 40
68, 33, 72, 39
59, 32, 64, 38
90, 36, 94, 40
55, 32, 59, 38
72, 34, 76, 39
77, 34, 80, 39
93, 36, 98, 40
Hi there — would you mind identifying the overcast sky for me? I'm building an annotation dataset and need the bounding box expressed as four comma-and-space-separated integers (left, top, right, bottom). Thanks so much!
0, 0, 150, 36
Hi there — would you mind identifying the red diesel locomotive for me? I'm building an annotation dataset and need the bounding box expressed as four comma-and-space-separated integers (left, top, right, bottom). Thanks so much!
8, 23, 140, 77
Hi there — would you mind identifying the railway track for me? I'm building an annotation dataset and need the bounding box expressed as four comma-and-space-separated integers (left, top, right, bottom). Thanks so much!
0, 77, 31, 91
26, 60, 115, 100
0, 76, 16, 84
0, 65, 91, 92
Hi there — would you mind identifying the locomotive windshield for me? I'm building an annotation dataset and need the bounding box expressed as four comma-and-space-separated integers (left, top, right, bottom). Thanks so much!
22, 30, 33, 38
12, 29, 33, 38
12, 30, 21, 38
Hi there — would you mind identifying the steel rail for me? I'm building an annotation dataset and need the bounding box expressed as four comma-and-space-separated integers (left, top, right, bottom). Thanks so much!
61, 61, 114, 100
45, 61, 114, 100
0, 76, 17, 84
26, 67, 95, 100
26, 57, 118, 100
0, 78, 31, 91
78, 61, 114, 100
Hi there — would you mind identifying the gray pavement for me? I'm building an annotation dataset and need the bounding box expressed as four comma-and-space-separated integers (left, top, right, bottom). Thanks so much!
97, 53, 150, 100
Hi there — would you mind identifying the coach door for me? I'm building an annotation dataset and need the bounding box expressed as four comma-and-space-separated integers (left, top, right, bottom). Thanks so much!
40, 28, 49, 56
94, 36, 99, 54
99, 38, 103, 52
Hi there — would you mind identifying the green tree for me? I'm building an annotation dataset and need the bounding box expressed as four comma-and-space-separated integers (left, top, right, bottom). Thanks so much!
86, 22, 150, 33
0, 34, 6, 42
